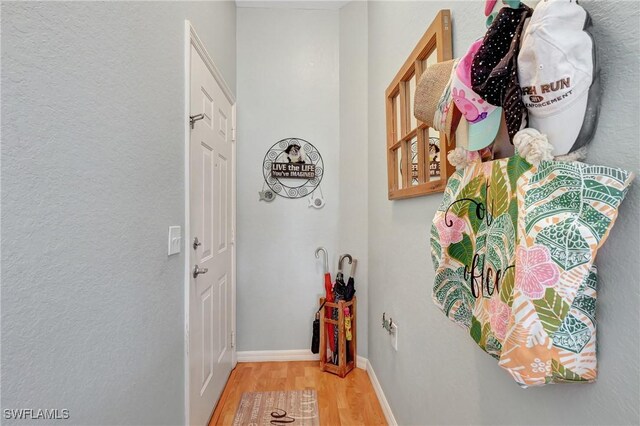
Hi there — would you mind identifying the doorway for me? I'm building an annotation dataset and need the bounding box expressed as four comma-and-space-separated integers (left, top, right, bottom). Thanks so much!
185, 21, 237, 426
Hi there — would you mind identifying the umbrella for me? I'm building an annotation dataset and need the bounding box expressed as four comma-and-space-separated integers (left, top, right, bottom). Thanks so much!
311, 300, 326, 354
345, 259, 357, 363
332, 254, 352, 364
345, 259, 357, 302
315, 247, 335, 354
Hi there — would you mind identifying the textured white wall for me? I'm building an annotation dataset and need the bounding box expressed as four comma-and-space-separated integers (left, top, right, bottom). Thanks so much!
4, 1, 638, 424
366, 1, 640, 425
339, 1, 369, 357
1, 2, 236, 424
236, 7, 341, 351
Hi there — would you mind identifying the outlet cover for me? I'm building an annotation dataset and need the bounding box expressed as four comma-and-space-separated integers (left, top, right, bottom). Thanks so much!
391, 323, 398, 351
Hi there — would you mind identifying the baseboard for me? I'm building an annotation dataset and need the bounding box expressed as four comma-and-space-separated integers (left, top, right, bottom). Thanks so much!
237, 349, 367, 371
356, 355, 367, 370
236, 350, 394, 424
237, 349, 319, 362
366, 361, 398, 426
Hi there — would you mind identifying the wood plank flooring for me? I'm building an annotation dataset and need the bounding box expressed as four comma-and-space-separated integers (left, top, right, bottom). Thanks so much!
209, 361, 387, 426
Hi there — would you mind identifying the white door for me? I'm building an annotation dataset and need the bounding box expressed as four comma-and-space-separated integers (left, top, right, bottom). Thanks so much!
188, 40, 235, 426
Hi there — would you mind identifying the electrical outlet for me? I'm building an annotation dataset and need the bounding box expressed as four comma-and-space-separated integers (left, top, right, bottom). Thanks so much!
391, 323, 398, 351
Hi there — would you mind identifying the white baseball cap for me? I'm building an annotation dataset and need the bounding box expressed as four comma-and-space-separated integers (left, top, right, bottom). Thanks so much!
518, 0, 597, 156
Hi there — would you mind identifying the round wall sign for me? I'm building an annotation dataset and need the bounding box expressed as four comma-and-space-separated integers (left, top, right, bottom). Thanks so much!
262, 138, 324, 199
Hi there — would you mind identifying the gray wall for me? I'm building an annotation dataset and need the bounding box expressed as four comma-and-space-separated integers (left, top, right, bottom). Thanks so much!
339, 0, 369, 357
236, 7, 341, 352
3, 1, 639, 425
235, 3, 372, 357
1, 2, 236, 424
366, 1, 640, 425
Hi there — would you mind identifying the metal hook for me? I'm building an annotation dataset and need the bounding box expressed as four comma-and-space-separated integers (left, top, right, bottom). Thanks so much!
338, 254, 353, 271
189, 113, 205, 129
315, 247, 328, 274
382, 312, 394, 333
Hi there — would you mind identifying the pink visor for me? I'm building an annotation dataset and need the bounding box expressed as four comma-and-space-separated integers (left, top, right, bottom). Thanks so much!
451, 39, 502, 150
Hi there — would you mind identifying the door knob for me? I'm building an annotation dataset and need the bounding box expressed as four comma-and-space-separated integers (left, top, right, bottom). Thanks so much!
193, 265, 208, 278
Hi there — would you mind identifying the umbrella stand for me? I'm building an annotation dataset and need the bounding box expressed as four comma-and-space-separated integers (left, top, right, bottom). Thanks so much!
345, 259, 357, 363
332, 254, 352, 365
319, 296, 357, 378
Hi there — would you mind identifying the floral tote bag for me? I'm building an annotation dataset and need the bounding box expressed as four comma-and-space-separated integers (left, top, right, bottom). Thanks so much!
431, 155, 531, 359
498, 161, 634, 387
431, 156, 633, 386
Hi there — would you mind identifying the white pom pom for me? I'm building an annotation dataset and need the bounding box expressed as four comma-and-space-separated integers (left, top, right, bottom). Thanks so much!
447, 147, 473, 170
555, 146, 588, 162
513, 128, 554, 166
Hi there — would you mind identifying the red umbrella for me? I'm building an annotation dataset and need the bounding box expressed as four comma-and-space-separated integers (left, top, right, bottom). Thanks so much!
315, 247, 335, 352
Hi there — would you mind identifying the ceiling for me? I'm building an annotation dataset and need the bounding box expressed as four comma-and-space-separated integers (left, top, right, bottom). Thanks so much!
235, 0, 352, 10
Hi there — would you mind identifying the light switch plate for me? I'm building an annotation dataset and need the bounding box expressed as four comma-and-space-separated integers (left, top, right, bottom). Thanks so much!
168, 226, 181, 255
391, 323, 398, 351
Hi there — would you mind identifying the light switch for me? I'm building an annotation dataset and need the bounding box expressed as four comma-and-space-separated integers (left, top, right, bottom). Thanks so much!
391, 323, 398, 351
168, 226, 181, 256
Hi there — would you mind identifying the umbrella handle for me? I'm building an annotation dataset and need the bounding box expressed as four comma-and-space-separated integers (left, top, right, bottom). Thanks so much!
338, 254, 352, 272
349, 259, 357, 278
315, 247, 329, 274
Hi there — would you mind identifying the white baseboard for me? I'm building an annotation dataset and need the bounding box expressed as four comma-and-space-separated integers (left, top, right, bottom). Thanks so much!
237, 349, 319, 362
237, 349, 368, 370
356, 355, 367, 370
366, 361, 398, 426
236, 350, 395, 425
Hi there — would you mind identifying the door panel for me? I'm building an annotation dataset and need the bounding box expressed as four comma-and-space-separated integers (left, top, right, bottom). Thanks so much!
218, 109, 228, 138
201, 142, 214, 261
218, 155, 228, 253
217, 274, 228, 363
200, 285, 213, 393
202, 89, 214, 129
189, 41, 235, 426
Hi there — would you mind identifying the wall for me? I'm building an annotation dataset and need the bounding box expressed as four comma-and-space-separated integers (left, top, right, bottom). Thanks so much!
366, 1, 640, 425
0, 2, 236, 424
339, 0, 369, 357
236, 7, 341, 351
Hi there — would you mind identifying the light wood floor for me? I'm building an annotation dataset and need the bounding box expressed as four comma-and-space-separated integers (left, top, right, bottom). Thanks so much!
209, 361, 387, 426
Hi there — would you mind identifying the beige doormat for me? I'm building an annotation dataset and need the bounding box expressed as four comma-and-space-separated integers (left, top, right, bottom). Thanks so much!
232, 389, 319, 426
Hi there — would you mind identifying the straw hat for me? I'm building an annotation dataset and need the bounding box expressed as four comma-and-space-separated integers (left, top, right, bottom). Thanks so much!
414, 60, 461, 144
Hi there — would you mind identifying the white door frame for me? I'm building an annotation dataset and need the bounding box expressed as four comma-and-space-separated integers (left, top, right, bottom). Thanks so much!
184, 20, 237, 425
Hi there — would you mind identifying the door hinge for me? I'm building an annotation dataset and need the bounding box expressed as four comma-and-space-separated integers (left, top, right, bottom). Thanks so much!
231, 331, 236, 348
231, 227, 236, 245
232, 127, 236, 142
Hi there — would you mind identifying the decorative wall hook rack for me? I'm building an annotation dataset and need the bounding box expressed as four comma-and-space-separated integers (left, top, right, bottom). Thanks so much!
261, 138, 324, 201
382, 312, 395, 334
